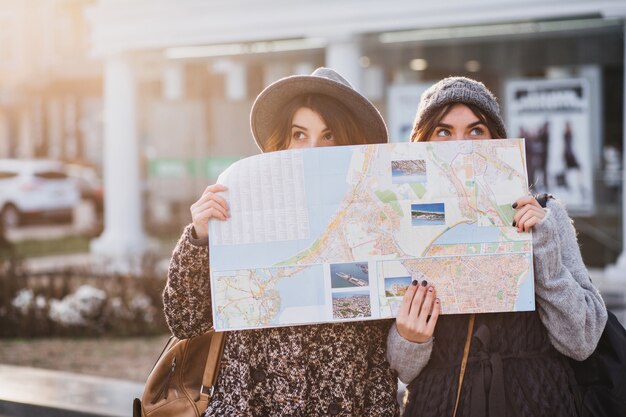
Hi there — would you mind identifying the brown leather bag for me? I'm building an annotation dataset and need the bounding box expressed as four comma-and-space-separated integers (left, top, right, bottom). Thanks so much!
133, 330, 226, 417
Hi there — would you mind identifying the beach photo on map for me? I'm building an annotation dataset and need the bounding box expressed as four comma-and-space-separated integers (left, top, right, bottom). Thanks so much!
391, 159, 427, 184
411, 202, 445, 226
384, 276, 412, 297
332, 290, 371, 319
329, 262, 370, 289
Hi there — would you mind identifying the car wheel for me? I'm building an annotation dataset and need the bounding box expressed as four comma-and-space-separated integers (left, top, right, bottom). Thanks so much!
1, 205, 21, 229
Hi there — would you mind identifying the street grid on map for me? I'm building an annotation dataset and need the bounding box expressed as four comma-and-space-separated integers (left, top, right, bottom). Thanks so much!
209, 140, 533, 331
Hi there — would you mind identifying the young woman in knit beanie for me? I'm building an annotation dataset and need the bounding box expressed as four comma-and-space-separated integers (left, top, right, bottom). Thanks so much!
387, 76, 607, 417
162, 68, 400, 417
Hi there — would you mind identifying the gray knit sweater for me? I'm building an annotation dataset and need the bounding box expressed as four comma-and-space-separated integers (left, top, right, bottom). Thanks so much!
387, 197, 608, 383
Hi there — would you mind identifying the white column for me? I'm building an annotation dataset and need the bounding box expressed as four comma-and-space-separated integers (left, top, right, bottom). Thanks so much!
226, 62, 246, 101
162, 62, 185, 101
605, 23, 626, 284
363, 66, 385, 101
91, 55, 149, 261
47, 99, 62, 160
325, 35, 362, 92
0, 112, 10, 157
212, 59, 247, 101
33, 97, 45, 157
18, 108, 33, 158
64, 95, 78, 160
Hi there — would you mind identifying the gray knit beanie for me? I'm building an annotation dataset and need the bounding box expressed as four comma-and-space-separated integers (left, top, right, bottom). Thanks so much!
412, 76, 507, 139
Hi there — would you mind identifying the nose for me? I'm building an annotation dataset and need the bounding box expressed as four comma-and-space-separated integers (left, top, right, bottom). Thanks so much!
452, 133, 467, 141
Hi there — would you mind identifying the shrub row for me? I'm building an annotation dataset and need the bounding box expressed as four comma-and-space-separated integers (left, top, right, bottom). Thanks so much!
0, 258, 169, 338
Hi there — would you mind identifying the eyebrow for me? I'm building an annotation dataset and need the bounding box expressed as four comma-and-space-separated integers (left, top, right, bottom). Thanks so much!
437, 120, 485, 128
291, 124, 331, 132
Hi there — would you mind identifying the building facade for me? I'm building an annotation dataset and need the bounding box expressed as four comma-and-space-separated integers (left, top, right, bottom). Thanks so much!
79, 0, 626, 287
0, 0, 102, 166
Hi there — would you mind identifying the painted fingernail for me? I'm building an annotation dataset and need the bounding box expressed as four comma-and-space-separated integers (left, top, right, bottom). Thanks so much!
428, 287, 434, 292
421, 280, 428, 287
411, 280, 418, 286
512, 202, 518, 209
512, 220, 516, 227
436, 299, 440, 304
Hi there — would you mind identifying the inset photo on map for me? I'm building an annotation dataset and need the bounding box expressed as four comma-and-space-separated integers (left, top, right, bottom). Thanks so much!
411, 203, 445, 226
384, 276, 412, 297
332, 290, 371, 319
330, 262, 370, 289
391, 159, 427, 184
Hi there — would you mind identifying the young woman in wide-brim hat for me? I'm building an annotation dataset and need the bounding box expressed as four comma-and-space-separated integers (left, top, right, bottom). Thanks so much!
163, 68, 400, 417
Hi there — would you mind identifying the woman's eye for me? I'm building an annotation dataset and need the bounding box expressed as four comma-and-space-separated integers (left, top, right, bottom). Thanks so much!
470, 127, 485, 136
292, 131, 306, 141
324, 132, 335, 141
436, 129, 451, 137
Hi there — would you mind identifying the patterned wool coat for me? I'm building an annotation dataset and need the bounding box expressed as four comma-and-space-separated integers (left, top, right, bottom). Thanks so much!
163, 224, 400, 417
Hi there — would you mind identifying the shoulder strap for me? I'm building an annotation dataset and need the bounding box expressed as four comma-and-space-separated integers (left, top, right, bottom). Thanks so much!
200, 330, 227, 399
453, 314, 475, 417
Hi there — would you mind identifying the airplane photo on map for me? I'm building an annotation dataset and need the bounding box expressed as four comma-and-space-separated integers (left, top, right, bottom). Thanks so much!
411, 202, 445, 226
391, 159, 427, 184
384, 276, 412, 297
332, 290, 372, 319
330, 262, 370, 289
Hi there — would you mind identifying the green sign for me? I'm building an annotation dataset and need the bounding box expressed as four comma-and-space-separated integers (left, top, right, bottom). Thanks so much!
148, 157, 240, 179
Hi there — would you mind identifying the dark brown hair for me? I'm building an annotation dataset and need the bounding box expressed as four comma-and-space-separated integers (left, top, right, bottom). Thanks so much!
410, 103, 504, 142
264, 94, 368, 152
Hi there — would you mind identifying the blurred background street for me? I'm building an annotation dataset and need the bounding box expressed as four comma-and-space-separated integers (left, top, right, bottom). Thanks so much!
0, 0, 625, 416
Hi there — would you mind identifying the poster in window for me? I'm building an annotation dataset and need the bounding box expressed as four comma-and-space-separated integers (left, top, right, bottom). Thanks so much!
505, 78, 594, 215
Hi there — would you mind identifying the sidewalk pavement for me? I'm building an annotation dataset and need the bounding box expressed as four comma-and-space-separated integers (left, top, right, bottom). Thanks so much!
0, 365, 143, 417
0, 264, 622, 417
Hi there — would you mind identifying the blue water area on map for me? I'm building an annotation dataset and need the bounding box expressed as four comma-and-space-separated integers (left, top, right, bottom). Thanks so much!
514, 262, 535, 311
412, 202, 445, 213
275, 265, 326, 308
433, 222, 503, 245
211, 146, 353, 271
330, 262, 369, 288
391, 168, 426, 184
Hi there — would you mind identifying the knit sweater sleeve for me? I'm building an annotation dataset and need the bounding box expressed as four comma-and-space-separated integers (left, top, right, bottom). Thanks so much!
532, 198, 607, 361
364, 320, 401, 417
385, 322, 434, 384
162, 224, 214, 339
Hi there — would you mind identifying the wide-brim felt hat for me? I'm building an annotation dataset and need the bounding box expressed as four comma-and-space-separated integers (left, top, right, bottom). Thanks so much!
250, 67, 388, 152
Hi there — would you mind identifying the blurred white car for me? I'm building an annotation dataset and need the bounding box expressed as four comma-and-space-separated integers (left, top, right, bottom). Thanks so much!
0, 159, 80, 228
66, 164, 104, 214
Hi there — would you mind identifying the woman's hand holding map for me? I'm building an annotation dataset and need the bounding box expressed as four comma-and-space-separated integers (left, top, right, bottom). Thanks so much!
395, 280, 441, 344
191, 184, 229, 240
512, 195, 546, 233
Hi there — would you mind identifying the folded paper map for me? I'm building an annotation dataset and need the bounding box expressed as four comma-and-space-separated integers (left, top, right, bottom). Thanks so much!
209, 139, 534, 331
